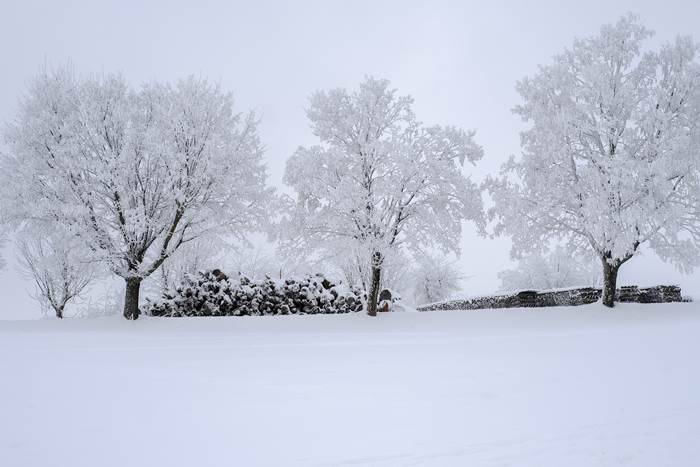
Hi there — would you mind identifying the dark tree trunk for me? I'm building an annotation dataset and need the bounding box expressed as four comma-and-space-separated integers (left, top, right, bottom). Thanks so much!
56, 306, 63, 319
123, 277, 142, 320
367, 252, 382, 317
602, 259, 620, 308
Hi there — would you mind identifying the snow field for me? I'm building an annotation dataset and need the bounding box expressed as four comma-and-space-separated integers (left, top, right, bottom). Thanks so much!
1, 303, 699, 466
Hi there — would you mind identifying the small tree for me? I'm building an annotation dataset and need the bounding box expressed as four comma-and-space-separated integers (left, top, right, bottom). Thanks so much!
17, 230, 96, 318
497, 247, 599, 292
2, 69, 271, 319
488, 15, 700, 307
412, 254, 464, 305
283, 77, 484, 315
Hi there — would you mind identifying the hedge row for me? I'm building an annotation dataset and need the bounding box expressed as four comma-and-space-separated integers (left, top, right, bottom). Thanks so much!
145, 270, 367, 317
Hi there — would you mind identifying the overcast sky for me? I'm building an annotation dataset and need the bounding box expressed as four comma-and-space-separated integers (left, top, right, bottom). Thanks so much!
2, 0, 700, 317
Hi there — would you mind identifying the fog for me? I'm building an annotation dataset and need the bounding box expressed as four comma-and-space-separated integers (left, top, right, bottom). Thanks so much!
1, 0, 699, 317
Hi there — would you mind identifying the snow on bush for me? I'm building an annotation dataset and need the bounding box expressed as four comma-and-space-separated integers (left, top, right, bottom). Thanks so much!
145, 270, 369, 317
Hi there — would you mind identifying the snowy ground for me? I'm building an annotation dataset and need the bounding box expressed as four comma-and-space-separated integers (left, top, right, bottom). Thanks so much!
1, 303, 699, 467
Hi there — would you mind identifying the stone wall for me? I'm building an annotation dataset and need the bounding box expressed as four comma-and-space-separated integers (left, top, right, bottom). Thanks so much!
417, 285, 684, 312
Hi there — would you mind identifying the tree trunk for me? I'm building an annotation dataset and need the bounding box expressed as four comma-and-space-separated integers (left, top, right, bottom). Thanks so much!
367, 252, 382, 317
601, 259, 619, 308
56, 306, 63, 319
123, 277, 142, 320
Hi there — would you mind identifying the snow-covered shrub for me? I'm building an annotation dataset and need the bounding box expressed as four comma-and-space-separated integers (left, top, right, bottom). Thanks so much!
377, 288, 402, 312
145, 270, 367, 317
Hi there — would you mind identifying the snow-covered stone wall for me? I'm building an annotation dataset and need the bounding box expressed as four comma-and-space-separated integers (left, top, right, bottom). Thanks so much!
417, 285, 684, 312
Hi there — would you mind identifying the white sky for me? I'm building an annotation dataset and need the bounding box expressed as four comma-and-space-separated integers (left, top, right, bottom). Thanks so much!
1, 0, 699, 317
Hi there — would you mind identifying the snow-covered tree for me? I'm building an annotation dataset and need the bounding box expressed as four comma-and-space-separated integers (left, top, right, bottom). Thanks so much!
497, 246, 599, 292
412, 254, 464, 305
1, 68, 271, 319
16, 229, 97, 318
283, 77, 484, 315
488, 15, 700, 307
